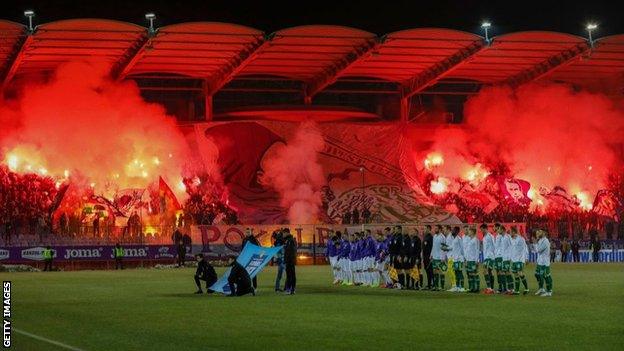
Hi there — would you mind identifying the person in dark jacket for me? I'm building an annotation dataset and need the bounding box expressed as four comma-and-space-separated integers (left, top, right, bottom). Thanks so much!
176, 239, 186, 267
399, 227, 412, 289
571, 239, 580, 262
352, 208, 360, 224
242, 228, 261, 289
282, 228, 297, 295
409, 228, 422, 289
422, 225, 434, 290
590, 237, 601, 263
194, 254, 217, 294
362, 207, 371, 224
227, 259, 255, 297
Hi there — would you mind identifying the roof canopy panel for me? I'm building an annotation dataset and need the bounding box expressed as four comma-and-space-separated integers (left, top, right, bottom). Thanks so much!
0, 19, 622, 93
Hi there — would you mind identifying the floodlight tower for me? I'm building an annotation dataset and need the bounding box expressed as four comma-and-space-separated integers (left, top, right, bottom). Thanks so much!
145, 12, 157, 35
481, 21, 492, 45
586, 23, 598, 48
24, 10, 35, 33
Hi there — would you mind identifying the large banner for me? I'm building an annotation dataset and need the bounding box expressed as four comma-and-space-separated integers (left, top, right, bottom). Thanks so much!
184, 121, 459, 224
209, 243, 282, 294
0, 245, 177, 263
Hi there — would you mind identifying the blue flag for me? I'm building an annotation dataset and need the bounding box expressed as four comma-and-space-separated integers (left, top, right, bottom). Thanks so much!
209, 243, 282, 294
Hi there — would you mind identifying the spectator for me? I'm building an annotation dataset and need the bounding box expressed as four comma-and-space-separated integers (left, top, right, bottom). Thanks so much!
590, 237, 601, 263
362, 207, 371, 224
342, 211, 351, 225
352, 208, 360, 224
93, 216, 100, 237
560, 237, 570, 262
571, 239, 580, 262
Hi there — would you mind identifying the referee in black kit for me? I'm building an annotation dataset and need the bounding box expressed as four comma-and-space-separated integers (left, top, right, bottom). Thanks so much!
422, 225, 434, 290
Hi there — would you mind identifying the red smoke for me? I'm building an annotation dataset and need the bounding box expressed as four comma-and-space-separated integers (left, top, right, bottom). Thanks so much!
414, 83, 624, 208
260, 121, 325, 224
0, 61, 192, 200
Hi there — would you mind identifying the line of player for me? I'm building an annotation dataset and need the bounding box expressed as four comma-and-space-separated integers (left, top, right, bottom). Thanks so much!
326, 223, 554, 296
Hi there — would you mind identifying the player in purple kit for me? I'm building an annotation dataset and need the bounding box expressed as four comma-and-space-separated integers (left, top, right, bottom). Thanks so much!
349, 233, 360, 285
339, 233, 352, 285
363, 229, 377, 286
326, 230, 340, 284
374, 231, 391, 287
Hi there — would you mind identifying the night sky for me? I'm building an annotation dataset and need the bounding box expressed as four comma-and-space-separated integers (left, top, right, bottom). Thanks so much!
3, 0, 624, 38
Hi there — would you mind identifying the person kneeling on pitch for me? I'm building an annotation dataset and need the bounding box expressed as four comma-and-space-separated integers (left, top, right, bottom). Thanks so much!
194, 254, 217, 294
227, 259, 255, 297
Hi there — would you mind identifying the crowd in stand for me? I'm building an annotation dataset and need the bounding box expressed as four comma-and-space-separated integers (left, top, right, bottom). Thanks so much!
1, 166, 57, 244
340, 207, 382, 224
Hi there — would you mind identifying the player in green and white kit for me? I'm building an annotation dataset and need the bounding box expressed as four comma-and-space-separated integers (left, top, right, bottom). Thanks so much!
509, 226, 529, 295
534, 230, 553, 297
449, 226, 465, 292
481, 224, 496, 294
431, 225, 448, 291
493, 223, 506, 293
463, 227, 480, 293
499, 224, 514, 294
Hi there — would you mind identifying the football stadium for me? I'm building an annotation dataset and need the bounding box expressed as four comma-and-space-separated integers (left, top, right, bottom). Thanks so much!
1, 1, 624, 350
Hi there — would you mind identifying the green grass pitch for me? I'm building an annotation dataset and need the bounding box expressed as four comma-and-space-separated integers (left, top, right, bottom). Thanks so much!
5, 263, 624, 350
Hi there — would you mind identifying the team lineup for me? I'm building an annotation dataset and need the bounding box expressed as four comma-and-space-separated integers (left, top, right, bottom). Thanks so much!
326, 224, 554, 296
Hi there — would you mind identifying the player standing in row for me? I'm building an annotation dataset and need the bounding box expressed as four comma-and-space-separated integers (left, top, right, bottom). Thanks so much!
493, 224, 506, 293
509, 226, 529, 295
363, 229, 377, 286
463, 227, 481, 293
444, 225, 456, 290
534, 230, 554, 297
498, 223, 514, 294
326, 230, 340, 284
481, 224, 496, 294
339, 233, 352, 285
350, 233, 361, 285
448, 226, 465, 292
374, 232, 391, 287
430, 225, 448, 291
408, 228, 422, 290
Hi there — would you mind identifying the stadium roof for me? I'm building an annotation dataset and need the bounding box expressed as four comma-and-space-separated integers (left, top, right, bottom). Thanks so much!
1, 19, 623, 120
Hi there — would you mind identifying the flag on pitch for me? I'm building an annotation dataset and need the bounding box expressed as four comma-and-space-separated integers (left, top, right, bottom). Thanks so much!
209, 243, 282, 294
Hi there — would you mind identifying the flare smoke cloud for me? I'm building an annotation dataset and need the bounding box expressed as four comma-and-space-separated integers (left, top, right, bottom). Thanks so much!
261, 121, 325, 224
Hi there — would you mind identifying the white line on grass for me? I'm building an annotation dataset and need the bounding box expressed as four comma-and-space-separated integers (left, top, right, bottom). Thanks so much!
13, 328, 85, 351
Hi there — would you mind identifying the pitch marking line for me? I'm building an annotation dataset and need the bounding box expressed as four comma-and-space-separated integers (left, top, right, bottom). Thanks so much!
13, 328, 85, 351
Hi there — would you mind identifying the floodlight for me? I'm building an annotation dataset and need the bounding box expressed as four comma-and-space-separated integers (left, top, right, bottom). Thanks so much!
24, 10, 35, 31
586, 23, 598, 46
481, 21, 492, 44
145, 12, 156, 33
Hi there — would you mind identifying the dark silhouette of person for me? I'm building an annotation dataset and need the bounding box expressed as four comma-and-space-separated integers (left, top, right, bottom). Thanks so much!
227, 259, 255, 297
194, 254, 217, 294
